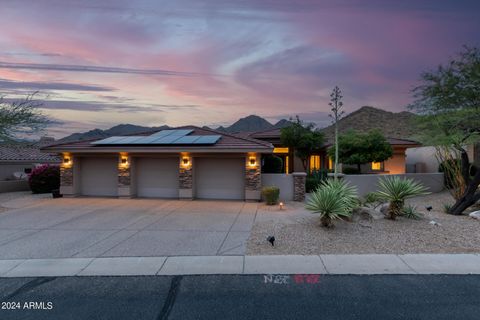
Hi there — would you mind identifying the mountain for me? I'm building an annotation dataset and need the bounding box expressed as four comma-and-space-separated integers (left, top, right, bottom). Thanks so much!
57, 116, 291, 142
320, 106, 418, 142
58, 124, 169, 143
216, 115, 291, 133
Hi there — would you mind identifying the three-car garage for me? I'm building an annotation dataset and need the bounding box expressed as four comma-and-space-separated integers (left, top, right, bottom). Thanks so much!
76, 156, 247, 200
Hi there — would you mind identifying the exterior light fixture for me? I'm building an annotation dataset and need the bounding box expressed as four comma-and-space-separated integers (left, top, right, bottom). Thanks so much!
181, 156, 191, 168
63, 155, 72, 167
279, 202, 284, 210
120, 155, 129, 168
249, 157, 257, 167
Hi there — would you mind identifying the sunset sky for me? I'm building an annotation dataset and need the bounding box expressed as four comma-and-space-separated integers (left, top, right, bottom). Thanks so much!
1, 0, 479, 137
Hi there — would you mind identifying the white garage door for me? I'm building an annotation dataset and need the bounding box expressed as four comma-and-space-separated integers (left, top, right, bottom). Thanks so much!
195, 158, 245, 200
136, 157, 179, 198
80, 157, 118, 196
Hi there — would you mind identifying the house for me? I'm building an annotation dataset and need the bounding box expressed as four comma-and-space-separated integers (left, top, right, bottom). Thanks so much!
42, 126, 302, 201
247, 128, 420, 174
0, 137, 61, 192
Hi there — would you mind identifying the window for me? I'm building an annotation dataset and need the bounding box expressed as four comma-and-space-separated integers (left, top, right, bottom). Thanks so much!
371, 162, 382, 170
328, 157, 333, 170
309, 155, 321, 172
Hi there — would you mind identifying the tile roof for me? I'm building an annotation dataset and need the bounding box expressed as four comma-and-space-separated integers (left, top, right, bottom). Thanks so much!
42, 126, 273, 152
248, 128, 420, 147
0, 143, 61, 162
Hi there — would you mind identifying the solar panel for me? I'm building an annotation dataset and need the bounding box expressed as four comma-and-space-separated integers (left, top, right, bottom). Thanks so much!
92, 136, 126, 145
91, 130, 221, 146
149, 130, 174, 137
173, 136, 201, 144
150, 135, 184, 144
194, 135, 221, 144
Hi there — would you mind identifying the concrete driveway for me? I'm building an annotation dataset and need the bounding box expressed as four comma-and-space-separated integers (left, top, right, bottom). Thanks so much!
0, 196, 257, 259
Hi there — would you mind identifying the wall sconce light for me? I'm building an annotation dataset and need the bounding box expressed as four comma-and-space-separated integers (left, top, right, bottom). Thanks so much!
63, 155, 72, 167
249, 156, 257, 167
120, 155, 129, 168
181, 156, 191, 168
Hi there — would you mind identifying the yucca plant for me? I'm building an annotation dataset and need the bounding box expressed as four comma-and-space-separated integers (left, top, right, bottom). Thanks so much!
374, 176, 430, 220
306, 179, 358, 228
401, 204, 422, 220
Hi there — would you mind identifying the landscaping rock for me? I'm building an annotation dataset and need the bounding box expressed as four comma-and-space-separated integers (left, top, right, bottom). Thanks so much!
469, 211, 480, 220
380, 203, 390, 215
352, 207, 385, 222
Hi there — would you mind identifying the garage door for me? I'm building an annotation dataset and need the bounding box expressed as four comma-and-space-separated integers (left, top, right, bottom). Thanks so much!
80, 157, 118, 196
136, 157, 179, 198
195, 158, 245, 200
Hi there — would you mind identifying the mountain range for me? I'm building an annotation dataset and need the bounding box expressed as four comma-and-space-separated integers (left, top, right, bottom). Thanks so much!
57, 107, 417, 143
58, 115, 290, 143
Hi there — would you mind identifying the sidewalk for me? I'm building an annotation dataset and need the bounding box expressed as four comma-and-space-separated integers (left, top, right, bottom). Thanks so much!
1, 254, 480, 277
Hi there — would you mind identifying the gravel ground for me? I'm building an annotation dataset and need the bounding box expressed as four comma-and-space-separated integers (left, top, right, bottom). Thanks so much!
247, 191, 480, 255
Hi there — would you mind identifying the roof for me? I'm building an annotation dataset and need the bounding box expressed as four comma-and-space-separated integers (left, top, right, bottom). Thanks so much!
247, 128, 420, 147
0, 143, 61, 162
42, 126, 274, 153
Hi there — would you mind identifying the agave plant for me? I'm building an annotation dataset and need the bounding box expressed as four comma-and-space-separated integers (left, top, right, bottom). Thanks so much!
306, 179, 358, 228
374, 176, 430, 220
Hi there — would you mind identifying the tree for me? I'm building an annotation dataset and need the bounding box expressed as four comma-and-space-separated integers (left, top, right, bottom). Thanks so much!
0, 93, 49, 141
280, 116, 324, 171
329, 86, 345, 179
410, 46, 480, 215
328, 130, 393, 173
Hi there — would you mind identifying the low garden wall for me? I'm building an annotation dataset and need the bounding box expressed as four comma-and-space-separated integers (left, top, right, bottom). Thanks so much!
343, 173, 444, 197
262, 174, 294, 201
0, 180, 30, 193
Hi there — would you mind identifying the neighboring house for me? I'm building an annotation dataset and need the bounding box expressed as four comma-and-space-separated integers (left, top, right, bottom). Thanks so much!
42, 126, 283, 201
0, 137, 60, 192
247, 128, 420, 174
406, 143, 479, 173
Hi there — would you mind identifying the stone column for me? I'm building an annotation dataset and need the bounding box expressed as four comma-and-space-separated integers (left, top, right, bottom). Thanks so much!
60, 153, 77, 196
292, 172, 307, 202
179, 155, 193, 199
118, 154, 133, 198
245, 153, 261, 201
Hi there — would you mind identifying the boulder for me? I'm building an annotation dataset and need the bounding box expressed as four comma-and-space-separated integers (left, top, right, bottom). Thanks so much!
352, 206, 385, 222
469, 211, 480, 220
379, 203, 390, 215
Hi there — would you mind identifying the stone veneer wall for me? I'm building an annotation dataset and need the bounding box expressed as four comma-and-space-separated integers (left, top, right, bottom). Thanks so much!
292, 172, 307, 201
118, 166, 131, 187
179, 167, 193, 189
245, 164, 261, 191
60, 166, 73, 187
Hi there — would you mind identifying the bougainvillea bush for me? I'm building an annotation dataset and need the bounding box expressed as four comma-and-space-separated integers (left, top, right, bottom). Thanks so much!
28, 164, 60, 194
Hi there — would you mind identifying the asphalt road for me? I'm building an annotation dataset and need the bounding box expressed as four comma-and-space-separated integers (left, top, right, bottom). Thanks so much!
1, 275, 479, 320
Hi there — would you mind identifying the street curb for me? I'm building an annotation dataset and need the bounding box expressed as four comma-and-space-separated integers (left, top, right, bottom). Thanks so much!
1, 254, 480, 277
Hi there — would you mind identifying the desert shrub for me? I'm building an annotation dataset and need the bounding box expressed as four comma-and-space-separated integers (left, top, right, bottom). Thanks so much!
374, 176, 430, 220
305, 179, 358, 228
401, 204, 422, 220
306, 169, 328, 193
261, 186, 280, 205
262, 155, 284, 173
443, 203, 453, 214
342, 167, 361, 175
28, 164, 60, 194
362, 192, 384, 208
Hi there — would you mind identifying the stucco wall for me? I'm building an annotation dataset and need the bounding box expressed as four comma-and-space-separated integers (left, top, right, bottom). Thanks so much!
262, 174, 294, 201
384, 151, 406, 174
406, 146, 439, 173
343, 173, 444, 197
0, 180, 29, 193
0, 163, 33, 180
